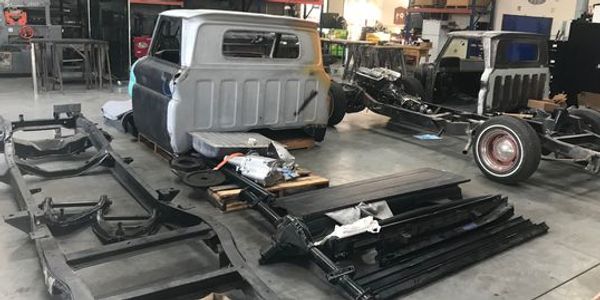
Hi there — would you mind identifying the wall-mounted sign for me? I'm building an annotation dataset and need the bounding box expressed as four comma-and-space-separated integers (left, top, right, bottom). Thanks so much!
267, 0, 323, 5
394, 6, 407, 25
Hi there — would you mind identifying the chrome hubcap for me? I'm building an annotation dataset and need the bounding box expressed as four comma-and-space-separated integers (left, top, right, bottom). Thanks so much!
479, 129, 520, 174
493, 137, 517, 162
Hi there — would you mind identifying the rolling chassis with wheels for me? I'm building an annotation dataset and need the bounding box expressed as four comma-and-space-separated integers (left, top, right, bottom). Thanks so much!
362, 92, 600, 184
0, 104, 276, 300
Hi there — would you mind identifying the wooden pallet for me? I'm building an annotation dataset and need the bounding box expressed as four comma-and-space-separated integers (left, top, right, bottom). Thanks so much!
275, 136, 315, 150
412, 5, 444, 8
258, 129, 316, 150
444, 5, 487, 8
445, 0, 491, 8
137, 133, 173, 161
139, 130, 315, 159
208, 174, 330, 212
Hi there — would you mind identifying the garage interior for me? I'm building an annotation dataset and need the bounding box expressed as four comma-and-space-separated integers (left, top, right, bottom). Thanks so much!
1, 1, 600, 300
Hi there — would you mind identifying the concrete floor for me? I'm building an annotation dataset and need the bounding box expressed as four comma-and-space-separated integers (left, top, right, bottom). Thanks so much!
0, 77, 599, 300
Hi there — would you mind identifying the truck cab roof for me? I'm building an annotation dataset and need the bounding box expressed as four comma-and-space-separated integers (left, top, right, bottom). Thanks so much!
447, 30, 546, 39
160, 9, 318, 29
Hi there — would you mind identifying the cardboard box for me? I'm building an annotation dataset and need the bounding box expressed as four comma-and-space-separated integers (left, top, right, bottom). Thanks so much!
578, 92, 600, 111
528, 99, 560, 112
446, 0, 491, 7
412, 0, 444, 7
551, 93, 568, 105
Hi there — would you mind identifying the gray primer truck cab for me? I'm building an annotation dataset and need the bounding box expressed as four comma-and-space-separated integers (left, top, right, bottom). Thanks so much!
132, 10, 331, 154
414, 31, 550, 114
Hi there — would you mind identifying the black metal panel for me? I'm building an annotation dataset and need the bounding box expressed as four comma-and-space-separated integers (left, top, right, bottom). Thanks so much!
548, 40, 569, 96
0, 108, 276, 300
502, 75, 512, 111
132, 56, 178, 152
359, 219, 548, 299
492, 76, 503, 111
513, 74, 523, 110
492, 73, 544, 113
530, 74, 539, 99
274, 168, 468, 219
221, 159, 548, 300
539, 73, 547, 98
89, 0, 129, 79
567, 22, 600, 95
521, 74, 530, 103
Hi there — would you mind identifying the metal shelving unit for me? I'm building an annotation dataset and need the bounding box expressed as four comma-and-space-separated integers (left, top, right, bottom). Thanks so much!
130, 0, 183, 6
407, 7, 472, 14
407, 0, 496, 30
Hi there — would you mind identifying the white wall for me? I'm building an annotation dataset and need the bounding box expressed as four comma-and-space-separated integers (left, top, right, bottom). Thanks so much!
341, 0, 596, 40
493, 0, 583, 38
381, 0, 410, 30
343, 0, 380, 39
343, 0, 409, 38
328, 0, 345, 15
343, 0, 383, 28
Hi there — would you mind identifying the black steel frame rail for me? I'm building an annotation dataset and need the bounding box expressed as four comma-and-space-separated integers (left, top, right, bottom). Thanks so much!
221, 167, 375, 300
363, 219, 548, 299
320, 194, 510, 260
220, 160, 547, 300
0, 105, 276, 300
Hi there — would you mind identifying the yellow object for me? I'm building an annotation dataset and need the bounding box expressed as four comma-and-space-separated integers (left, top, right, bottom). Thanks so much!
366, 33, 380, 44
445, 0, 491, 7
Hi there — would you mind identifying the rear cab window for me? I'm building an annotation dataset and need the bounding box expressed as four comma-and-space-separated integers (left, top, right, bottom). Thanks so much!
439, 37, 484, 72
150, 16, 182, 65
494, 39, 547, 68
441, 38, 484, 61
222, 30, 300, 59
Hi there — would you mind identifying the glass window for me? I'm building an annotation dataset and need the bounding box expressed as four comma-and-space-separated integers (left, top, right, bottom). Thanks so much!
496, 40, 539, 64
150, 17, 182, 65
222, 31, 300, 59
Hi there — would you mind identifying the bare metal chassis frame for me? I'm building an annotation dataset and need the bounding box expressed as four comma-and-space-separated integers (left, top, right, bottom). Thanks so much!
364, 92, 600, 173
0, 104, 276, 300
